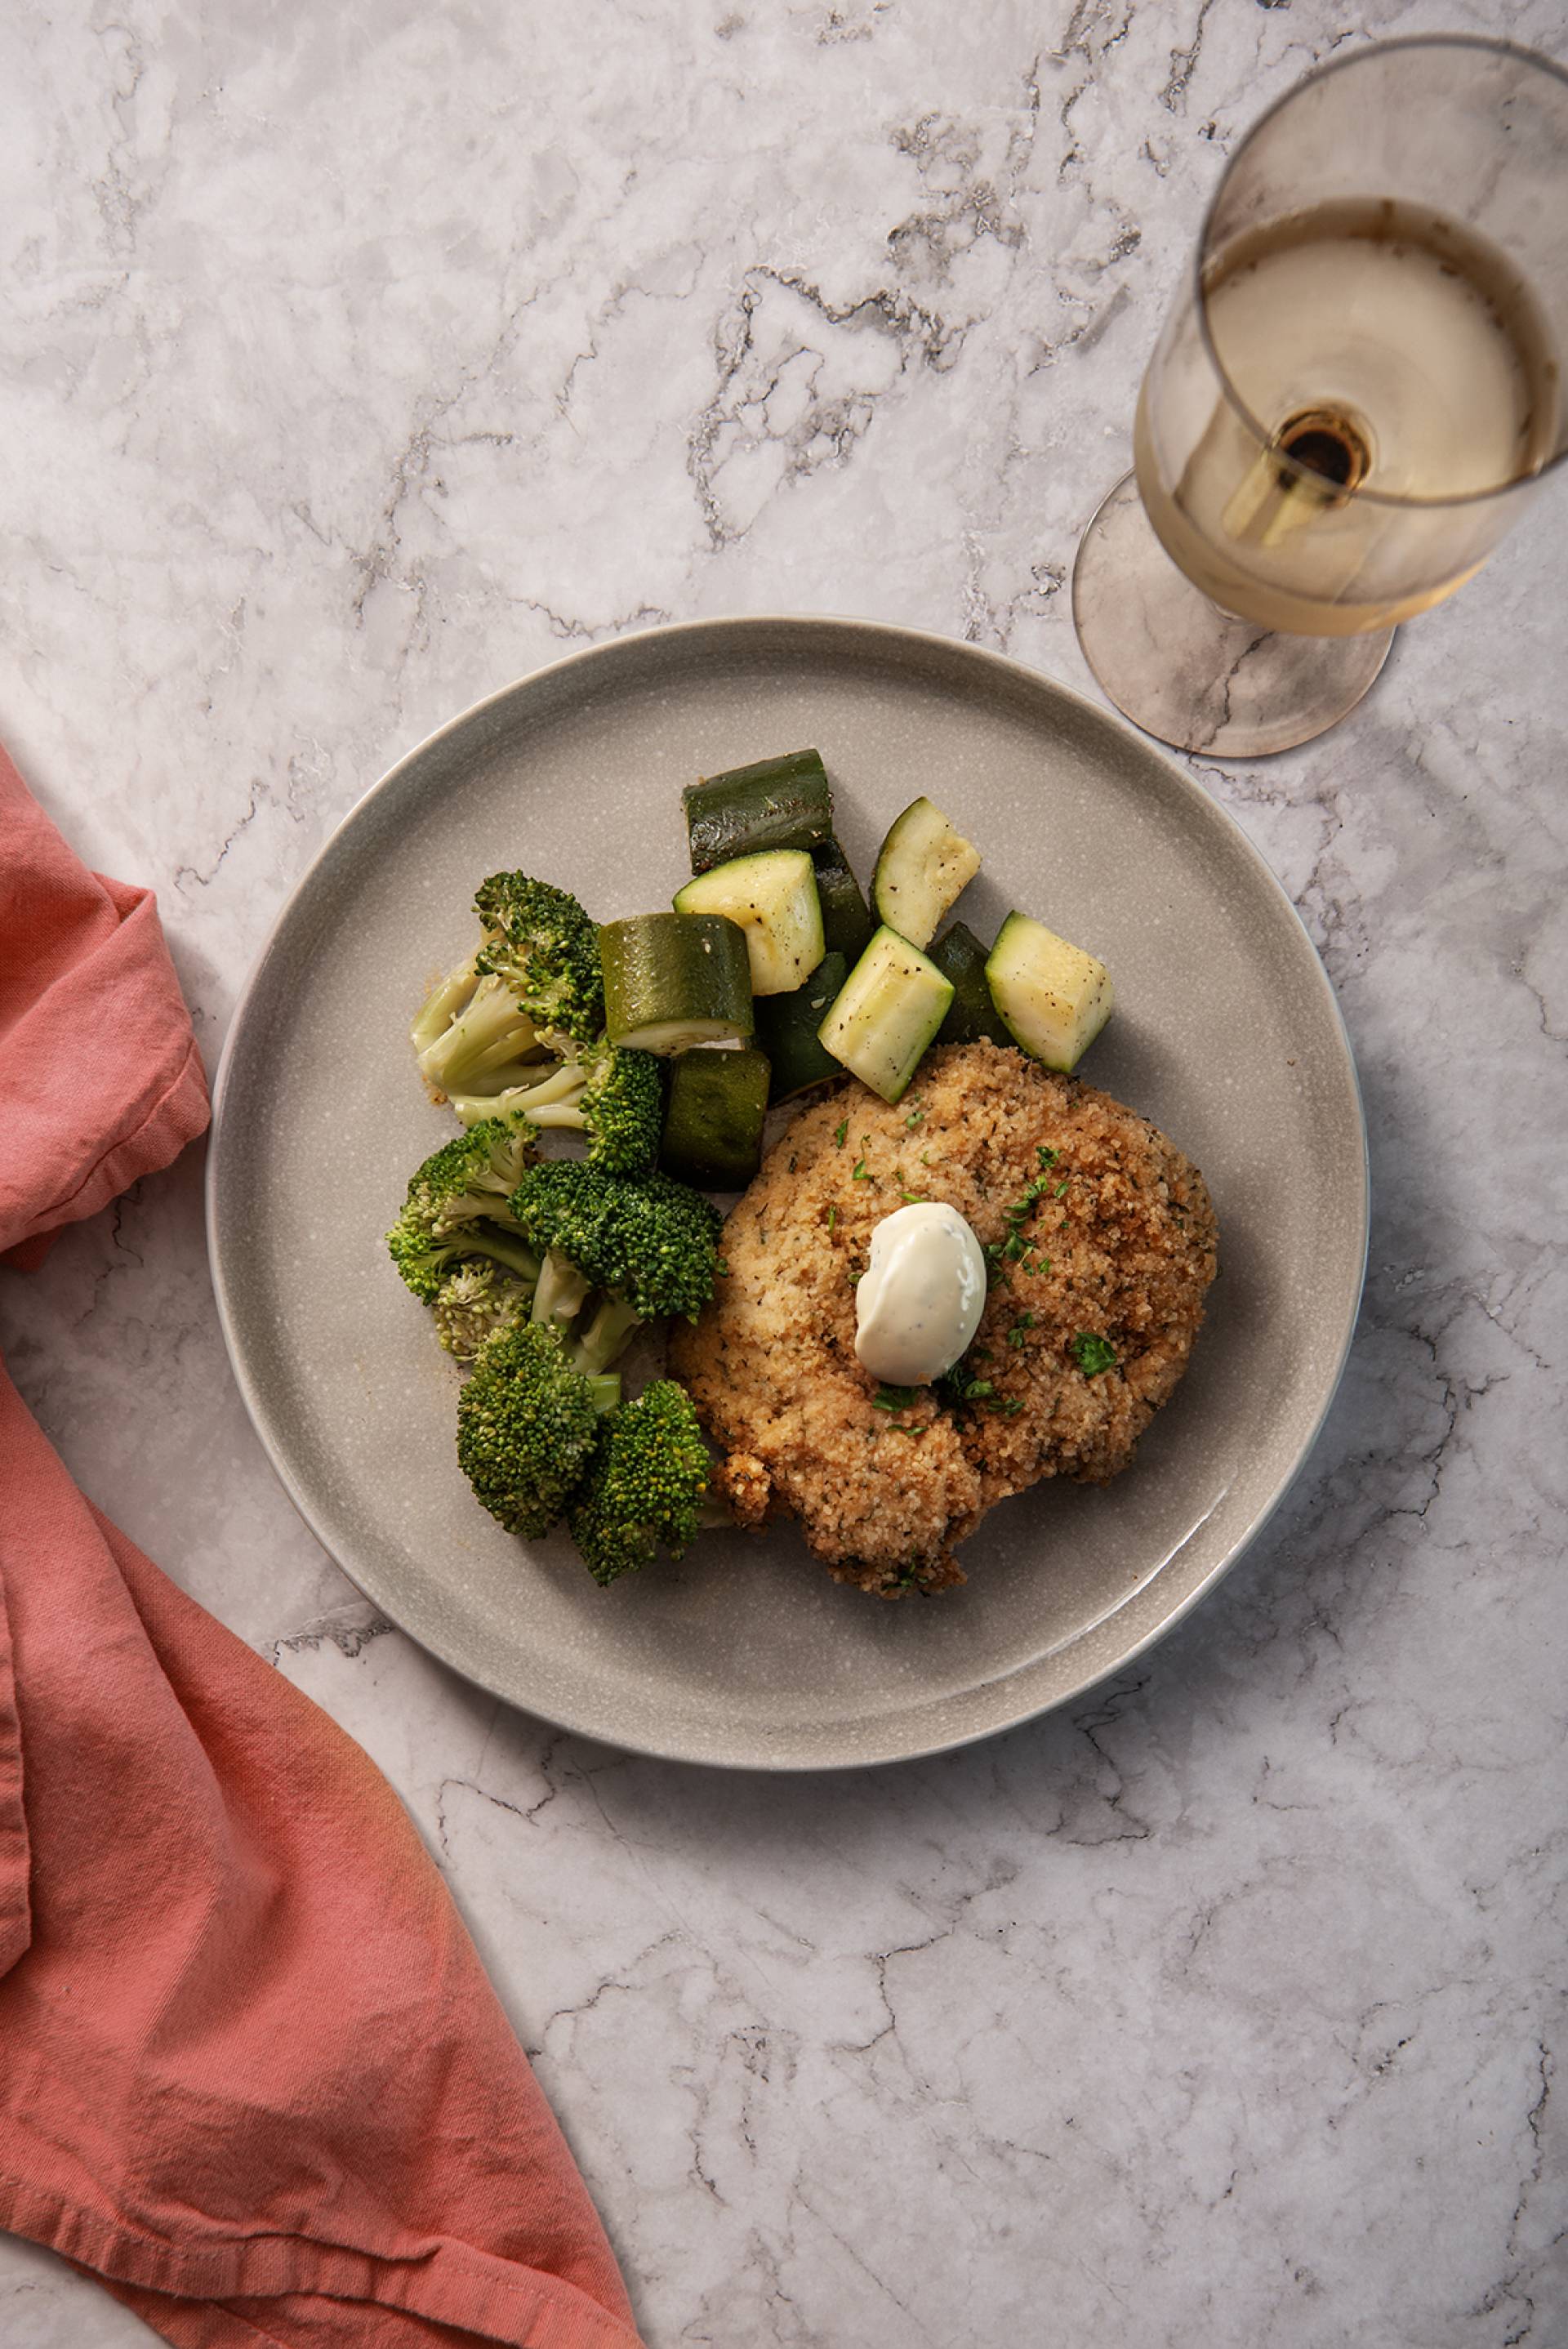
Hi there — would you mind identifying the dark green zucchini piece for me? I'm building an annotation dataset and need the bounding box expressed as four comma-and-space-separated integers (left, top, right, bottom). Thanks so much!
660, 1047, 772, 1188
683, 749, 834, 873
753, 952, 848, 1100
930, 922, 1013, 1048
811, 836, 874, 963
600, 912, 754, 1052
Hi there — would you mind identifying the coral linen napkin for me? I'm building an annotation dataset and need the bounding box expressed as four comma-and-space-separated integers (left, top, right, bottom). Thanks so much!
0, 748, 644, 2349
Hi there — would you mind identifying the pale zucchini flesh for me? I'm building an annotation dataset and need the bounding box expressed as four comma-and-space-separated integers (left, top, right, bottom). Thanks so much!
871, 796, 982, 950
673, 848, 825, 996
817, 925, 954, 1103
985, 912, 1114, 1072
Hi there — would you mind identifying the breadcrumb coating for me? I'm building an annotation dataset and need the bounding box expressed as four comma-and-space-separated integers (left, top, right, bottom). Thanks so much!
670, 1041, 1218, 1596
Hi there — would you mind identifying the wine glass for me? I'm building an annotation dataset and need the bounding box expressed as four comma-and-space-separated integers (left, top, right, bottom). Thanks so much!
1071, 37, 1568, 759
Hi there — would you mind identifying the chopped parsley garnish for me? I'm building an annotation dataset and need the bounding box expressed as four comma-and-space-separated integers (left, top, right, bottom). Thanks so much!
899, 1191, 925, 1204
1002, 1174, 1055, 1238
872, 1384, 920, 1413
826, 1206, 837, 1232
1036, 1146, 1059, 1170
934, 1348, 996, 1415
852, 1158, 870, 1179
994, 1395, 1023, 1416
905, 1107, 924, 1127
834, 1118, 848, 1147
1006, 1314, 1036, 1348
1070, 1332, 1119, 1377
1054, 1179, 1069, 1197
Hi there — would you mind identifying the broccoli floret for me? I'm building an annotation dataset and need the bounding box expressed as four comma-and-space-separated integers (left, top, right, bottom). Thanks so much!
449, 1041, 662, 1176
432, 1263, 535, 1360
508, 1160, 723, 1372
412, 956, 546, 1098
473, 872, 604, 1053
386, 1121, 541, 1303
567, 1380, 712, 1585
456, 1319, 621, 1539
577, 1043, 663, 1174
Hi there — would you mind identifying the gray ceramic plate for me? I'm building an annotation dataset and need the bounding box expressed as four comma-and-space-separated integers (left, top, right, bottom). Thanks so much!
207, 617, 1366, 1769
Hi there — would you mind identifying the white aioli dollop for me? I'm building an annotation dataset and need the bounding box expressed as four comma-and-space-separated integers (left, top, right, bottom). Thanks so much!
854, 1201, 987, 1388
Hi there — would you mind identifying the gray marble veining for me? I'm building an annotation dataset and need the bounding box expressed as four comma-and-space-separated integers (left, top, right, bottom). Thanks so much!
1, 2, 1563, 2344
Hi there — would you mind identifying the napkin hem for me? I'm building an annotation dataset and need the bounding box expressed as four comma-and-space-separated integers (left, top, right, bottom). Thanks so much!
1, 1028, 209, 1259
0, 2171, 644, 2349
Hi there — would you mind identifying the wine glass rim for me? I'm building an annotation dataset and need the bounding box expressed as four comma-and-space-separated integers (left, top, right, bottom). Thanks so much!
1192, 33, 1568, 512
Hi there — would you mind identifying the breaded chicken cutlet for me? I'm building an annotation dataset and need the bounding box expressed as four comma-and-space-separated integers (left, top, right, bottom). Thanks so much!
670, 1041, 1218, 1597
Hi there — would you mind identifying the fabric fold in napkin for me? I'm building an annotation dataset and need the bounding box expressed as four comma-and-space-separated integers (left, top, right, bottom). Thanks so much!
0, 747, 643, 2349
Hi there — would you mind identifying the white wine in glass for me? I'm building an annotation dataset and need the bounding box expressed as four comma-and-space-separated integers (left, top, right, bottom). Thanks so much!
1073, 39, 1568, 756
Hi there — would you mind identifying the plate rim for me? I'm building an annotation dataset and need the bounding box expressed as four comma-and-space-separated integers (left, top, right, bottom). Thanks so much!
205, 613, 1370, 1770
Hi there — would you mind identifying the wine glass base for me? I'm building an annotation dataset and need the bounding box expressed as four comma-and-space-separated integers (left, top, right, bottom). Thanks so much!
1071, 471, 1395, 758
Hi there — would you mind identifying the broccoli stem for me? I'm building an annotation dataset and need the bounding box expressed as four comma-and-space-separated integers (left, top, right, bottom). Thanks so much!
418, 975, 538, 1090
570, 1295, 644, 1375
466, 1231, 542, 1286
501, 1063, 586, 1108
532, 1249, 594, 1329
464, 1023, 547, 1081
519, 1105, 590, 1130
449, 1061, 587, 1131
448, 1076, 555, 1125
411, 954, 479, 1057
585, 1374, 622, 1415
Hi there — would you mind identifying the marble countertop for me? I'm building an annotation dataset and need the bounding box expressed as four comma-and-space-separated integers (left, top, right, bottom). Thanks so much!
3, 1, 1564, 2342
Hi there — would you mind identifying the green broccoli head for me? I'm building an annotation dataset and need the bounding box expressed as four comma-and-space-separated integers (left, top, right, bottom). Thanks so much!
567, 1380, 711, 1585
474, 872, 604, 1051
508, 1160, 723, 1324
578, 1041, 663, 1174
456, 1319, 620, 1539
432, 1262, 535, 1360
386, 1121, 541, 1303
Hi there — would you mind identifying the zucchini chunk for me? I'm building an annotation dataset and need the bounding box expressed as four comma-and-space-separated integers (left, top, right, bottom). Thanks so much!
600, 912, 754, 1053
673, 849, 825, 996
985, 912, 1115, 1072
684, 749, 834, 872
930, 921, 1013, 1049
660, 1046, 772, 1189
753, 952, 848, 1101
811, 836, 875, 963
817, 925, 954, 1104
871, 796, 981, 949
